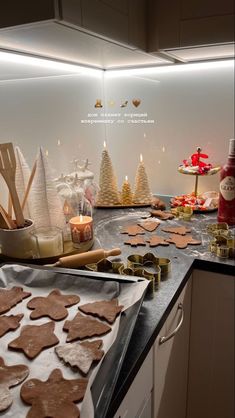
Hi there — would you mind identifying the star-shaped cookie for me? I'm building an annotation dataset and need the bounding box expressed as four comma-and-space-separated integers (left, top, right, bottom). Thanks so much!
166, 234, 201, 249
20, 368, 88, 418
79, 299, 123, 324
8, 321, 59, 359
120, 224, 145, 236
161, 226, 191, 235
0, 357, 29, 412
0, 286, 31, 314
63, 312, 111, 342
146, 236, 170, 247
0, 314, 24, 338
27, 289, 80, 320
55, 339, 104, 375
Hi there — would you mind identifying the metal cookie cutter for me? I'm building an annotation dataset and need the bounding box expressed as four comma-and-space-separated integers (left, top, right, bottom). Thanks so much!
206, 223, 235, 259
127, 252, 171, 287
171, 206, 193, 221
85, 258, 125, 274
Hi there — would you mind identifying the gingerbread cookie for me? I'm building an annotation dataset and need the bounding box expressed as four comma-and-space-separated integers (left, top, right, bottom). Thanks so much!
166, 234, 201, 249
27, 289, 80, 321
161, 226, 191, 235
146, 236, 170, 247
8, 321, 59, 359
0, 314, 24, 338
138, 220, 160, 232
55, 340, 104, 375
120, 224, 145, 236
124, 236, 146, 247
151, 197, 166, 210
79, 299, 123, 324
63, 312, 111, 342
21, 368, 88, 418
0, 357, 29, 412
150, 210, 175, 220
0, 286, 31, 315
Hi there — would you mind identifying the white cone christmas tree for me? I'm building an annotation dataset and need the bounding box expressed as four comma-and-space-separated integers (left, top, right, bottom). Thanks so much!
96, 143, 120, 205
133, 155, 152, 204
121, 176, 133, 205
29, 147, 67, 230
15, 146, 32, 219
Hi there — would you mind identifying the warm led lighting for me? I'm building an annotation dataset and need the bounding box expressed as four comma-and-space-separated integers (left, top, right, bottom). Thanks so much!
140, 154, 143, 163
103, 141, 107, 149
79, 214, 83, 222
0, 50, 102, 76
125, 175, 128, 181
105, 59, 234, 78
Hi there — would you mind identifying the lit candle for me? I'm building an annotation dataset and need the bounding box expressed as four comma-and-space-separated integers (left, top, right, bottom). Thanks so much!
103, 141, 106, 149
121, 175, 132, 205
69, 215, 93, 250
140, 153, 143, 163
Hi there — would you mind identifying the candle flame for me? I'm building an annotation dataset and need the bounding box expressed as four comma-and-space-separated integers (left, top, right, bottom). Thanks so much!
57, 139, 61, 146
45, 150, 49, 157
103, 141, 106, 149
79, 214, 83, 222
162, 146, 165, 152
140, 154, 143, 163
125, 175, 128, 181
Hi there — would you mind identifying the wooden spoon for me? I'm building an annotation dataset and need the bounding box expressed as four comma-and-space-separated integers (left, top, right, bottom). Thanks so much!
0, 143, 25, 227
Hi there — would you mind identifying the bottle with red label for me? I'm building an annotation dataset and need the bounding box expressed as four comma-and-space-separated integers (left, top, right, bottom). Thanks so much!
218, 138, 235, 225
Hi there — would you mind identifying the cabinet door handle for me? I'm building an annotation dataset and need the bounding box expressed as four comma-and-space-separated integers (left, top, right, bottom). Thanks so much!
159, 303, 184, 345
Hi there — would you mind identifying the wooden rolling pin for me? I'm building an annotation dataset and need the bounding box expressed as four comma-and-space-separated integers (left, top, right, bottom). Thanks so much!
55, 248, 121, 268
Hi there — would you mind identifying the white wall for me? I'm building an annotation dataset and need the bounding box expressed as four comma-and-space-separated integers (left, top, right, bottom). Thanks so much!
0, 61, 234, 208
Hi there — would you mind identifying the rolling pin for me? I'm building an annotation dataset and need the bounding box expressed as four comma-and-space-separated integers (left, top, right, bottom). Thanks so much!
54, 248, 121, 268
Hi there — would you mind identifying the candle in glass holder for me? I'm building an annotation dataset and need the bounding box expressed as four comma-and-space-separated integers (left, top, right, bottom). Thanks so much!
69, 215, 94, 250
121, 176, 132, 205
33, 227, 64, 258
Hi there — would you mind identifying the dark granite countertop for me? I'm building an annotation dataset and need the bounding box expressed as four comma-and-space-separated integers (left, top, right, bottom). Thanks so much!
92, 199, 234, 417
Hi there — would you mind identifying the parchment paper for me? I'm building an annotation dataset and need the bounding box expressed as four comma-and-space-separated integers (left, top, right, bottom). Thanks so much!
0, 264, 148, 418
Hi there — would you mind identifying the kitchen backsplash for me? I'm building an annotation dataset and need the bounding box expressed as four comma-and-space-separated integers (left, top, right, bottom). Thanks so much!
0, 62, 234, 206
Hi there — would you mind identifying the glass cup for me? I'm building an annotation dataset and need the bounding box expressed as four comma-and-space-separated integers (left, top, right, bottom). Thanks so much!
32, 226, 64, 258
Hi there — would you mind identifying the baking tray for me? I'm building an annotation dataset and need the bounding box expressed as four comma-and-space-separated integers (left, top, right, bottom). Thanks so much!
0, 263, 147, 418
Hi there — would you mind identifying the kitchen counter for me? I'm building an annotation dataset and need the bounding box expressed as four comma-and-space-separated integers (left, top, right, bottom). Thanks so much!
92, 201, 234, 417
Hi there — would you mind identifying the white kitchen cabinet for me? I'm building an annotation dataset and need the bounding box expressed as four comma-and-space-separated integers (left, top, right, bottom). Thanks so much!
153, 279, 192, 418
113, 347, 153, 418
187, 270, 234, 418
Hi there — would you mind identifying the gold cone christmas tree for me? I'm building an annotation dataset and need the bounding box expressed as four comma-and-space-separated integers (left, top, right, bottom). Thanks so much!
133, 155, 152, 204
121, 176, 133, 205
96, 143, 121, 205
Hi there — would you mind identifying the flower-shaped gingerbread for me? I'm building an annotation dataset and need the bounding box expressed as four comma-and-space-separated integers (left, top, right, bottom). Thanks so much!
27, 289, 80, 320
0, 357, 29, 412
20, 368, 88, 418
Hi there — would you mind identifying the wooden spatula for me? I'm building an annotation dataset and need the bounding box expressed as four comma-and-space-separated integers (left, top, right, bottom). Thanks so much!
0, 143, 25, 227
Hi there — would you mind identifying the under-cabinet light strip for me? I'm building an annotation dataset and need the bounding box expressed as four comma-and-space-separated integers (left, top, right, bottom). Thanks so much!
105, 59, 234, 77
0, 50, 103, 76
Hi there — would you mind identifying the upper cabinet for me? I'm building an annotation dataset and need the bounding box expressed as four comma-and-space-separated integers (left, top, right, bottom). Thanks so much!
148, 0, 235, 52
0, 0, 146, 50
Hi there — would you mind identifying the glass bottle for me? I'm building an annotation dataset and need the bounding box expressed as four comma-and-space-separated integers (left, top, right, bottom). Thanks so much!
217, 139, 235, 225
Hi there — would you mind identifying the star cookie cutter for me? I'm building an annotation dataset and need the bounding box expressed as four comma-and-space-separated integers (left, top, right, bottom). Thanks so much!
85, 258, 125, 274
